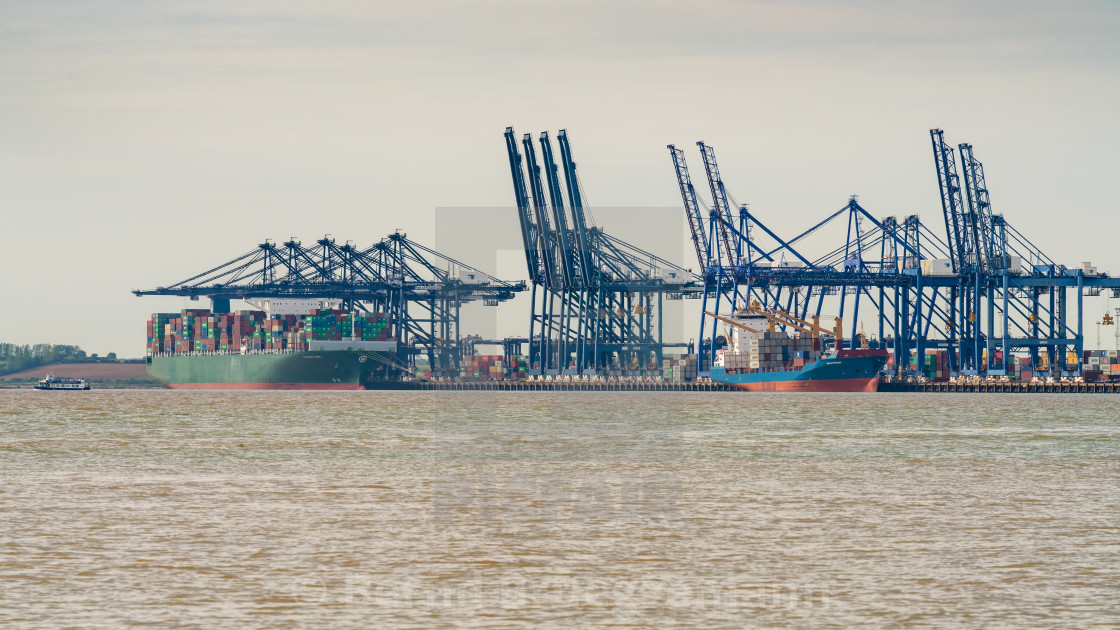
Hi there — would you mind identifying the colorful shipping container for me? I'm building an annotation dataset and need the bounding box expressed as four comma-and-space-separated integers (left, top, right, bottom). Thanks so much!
146, 308, 393, 355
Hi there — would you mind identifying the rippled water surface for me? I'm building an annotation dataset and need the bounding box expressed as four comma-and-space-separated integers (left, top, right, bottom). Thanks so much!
2, 390, 1118, 628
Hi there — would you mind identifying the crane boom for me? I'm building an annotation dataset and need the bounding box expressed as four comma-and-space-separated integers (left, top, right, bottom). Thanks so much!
930, 129, 975, 273
696, 142, 738, 266
959, 143, 997, 274
704, 311, 761, 334
539, 132, 577, 289
557, 129, 594, 287
504, 127, 541, 282
751, 304, 818, 333
668, 145, 709, 269
745, 302, 836, 338
522, 133, 559, 289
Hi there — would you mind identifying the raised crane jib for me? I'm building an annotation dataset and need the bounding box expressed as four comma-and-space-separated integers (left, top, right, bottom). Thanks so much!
539, 131, 579, 290
929, 129, 974, 273
557, 129, 595, 287
696, 142, 738, 267
504, 126, 542, 283
668, 145, 709, 270
958, 142, 998, 274
522, 133, 559, 290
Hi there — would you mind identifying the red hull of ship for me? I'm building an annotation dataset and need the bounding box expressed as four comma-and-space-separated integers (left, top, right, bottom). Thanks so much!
166, 383, 364, 390
730, 377, 880, 393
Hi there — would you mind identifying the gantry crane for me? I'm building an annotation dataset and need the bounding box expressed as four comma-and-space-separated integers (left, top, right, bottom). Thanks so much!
505, 126, 702, 375
133, 233, 526, 377
668, 129, 1120, 379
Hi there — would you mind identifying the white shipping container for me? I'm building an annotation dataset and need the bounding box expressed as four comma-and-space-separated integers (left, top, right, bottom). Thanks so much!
921, 258, 954, 276
458, 270, 489, 284
661, 269, 689, 284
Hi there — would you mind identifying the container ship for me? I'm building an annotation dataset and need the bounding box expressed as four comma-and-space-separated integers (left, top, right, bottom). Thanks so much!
706, 306, 889, 392
145, 307, 397, 390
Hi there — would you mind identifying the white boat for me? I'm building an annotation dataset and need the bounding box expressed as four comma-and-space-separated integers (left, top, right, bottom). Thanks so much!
34, 373, 90, 390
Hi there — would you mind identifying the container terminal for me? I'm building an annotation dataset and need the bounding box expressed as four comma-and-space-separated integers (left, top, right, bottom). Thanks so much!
133, 128, 1120, 392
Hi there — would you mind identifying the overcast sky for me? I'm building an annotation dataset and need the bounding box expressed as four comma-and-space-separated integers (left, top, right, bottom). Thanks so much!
2, 0, 1119, 356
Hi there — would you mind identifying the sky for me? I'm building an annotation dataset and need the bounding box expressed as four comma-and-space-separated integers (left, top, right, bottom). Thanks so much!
2, 0, 1119, 356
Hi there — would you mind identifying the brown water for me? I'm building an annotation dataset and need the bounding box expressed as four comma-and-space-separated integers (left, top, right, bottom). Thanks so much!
1, 390, 1118, 628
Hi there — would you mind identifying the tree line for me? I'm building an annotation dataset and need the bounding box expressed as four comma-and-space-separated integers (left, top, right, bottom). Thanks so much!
0, 344, 118, 376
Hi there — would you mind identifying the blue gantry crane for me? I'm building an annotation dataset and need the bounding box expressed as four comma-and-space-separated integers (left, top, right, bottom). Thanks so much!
669, 129, 1120, 378
132, 126, 1120, 384
669, 141, 886, 370
134, 233, 526, 377
506, 126, 702, 375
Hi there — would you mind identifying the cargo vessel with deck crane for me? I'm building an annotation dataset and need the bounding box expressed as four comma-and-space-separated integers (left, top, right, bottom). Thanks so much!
707, 303, 888, 392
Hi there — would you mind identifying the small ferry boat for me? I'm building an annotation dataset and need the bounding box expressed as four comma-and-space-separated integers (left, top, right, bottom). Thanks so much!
34, 373, 90, 390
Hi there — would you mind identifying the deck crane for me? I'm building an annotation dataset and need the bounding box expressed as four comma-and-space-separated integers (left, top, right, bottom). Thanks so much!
742, 302, 841, 341
706, 302, 842, 353
668, 145, 710, 270
696, 142, 739, 267
705, 311, 762, 334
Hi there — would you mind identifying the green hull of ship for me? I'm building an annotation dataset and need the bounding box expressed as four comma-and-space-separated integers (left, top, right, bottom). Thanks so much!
147, 345, 396, 389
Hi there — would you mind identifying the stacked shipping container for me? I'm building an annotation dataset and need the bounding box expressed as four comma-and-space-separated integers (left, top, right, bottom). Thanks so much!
899, 350, 1041, 381
458, 355, 521, 381
1027, 349, 1079, 373
1082, 349, 1120, 381
506, 355, 530, 379
929, 350, 948, 379
451, 355, 697, 381
662, 354, 698, 381
749, 332, 822, 369
719, 332, 823, 372
303, 309, 390, 341
146, 308, 392, 355
413, 355, 531, 380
